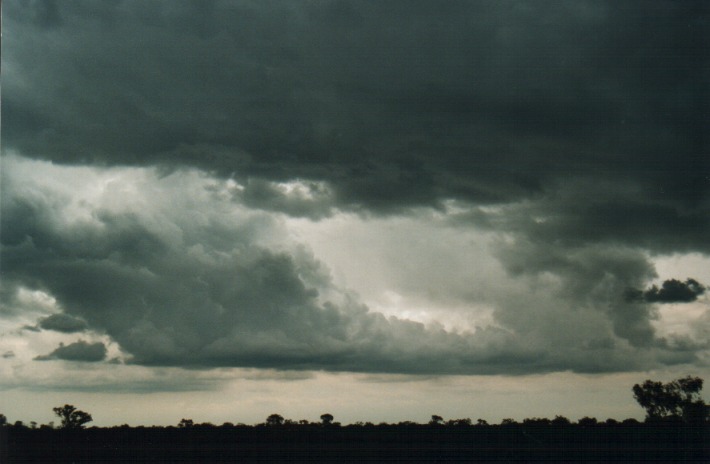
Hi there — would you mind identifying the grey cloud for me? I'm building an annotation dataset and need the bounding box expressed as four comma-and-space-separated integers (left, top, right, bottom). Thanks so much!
453, 177, 710, 255
451, 192, 705, 351
238, 179, 335, 220
444, 176, 708, 354
2, 159, 701, 375
7, 366, 226, 394
35, 340, 107, 362
4, 1, 707, 365
2, 163, 515, 373
490, 235, 663, 348
626, 278, 706, 304
2, 351, 15, 359
31, 377, 220, 394
3, 0, 708, 240
241, 369, 314, 382
38, 313, 89, 333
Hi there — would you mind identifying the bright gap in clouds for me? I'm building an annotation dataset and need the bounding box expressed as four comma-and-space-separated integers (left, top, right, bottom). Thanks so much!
288, 211, 710, 345
650, 254, 710, 345
286, 212, 502, 333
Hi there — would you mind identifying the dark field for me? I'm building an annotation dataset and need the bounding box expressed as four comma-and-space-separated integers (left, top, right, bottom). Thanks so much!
3, 421, 707, 463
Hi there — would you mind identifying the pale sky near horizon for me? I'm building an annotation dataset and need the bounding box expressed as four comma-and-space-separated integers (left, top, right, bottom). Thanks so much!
1, 0, 708, 426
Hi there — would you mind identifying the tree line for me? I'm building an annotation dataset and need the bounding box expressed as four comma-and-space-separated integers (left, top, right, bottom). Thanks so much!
1, 376, 707, 430
2, 377, 706, 463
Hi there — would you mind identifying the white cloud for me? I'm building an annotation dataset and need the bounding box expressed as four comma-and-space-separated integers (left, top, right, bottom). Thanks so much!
286, 211, 504, 332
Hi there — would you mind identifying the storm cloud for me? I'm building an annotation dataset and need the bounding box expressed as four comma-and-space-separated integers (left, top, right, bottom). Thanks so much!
3, 1, 708, 219
1, 1, 708, 379
0, 159, 521, 374
2, 156, 704, 374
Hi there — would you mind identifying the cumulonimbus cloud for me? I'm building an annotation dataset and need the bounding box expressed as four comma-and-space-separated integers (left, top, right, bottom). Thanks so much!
2, 157, 704, 374
1, 1, 707, 378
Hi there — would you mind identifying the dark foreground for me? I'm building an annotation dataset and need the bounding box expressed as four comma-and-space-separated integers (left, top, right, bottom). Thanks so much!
3, 422, 707, 463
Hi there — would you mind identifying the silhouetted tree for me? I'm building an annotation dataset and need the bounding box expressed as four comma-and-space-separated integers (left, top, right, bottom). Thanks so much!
551, 415, 570, 426
429, 415, 443, 425
632, 376, 708, 421
52, 404, 93, 429
320, 413, 334, 425
446, 418, 472, 426
177, 419, 194, 428
523, 417, 551, 426
0, 414, 6, 426
265, 414, 284, 426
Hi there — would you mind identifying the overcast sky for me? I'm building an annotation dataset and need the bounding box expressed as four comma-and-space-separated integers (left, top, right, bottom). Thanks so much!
1, 0, 709, 426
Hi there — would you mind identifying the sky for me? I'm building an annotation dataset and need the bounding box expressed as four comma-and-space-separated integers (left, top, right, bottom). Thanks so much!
1, 0, 709, 427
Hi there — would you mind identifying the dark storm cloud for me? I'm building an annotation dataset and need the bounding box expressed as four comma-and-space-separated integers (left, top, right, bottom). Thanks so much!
3, 0, 708, 224
2, 0, 708, 377
626, 278, 706, 304
453, 177, 710, 255
35, 340, 108, 362
38, 313, 89, 333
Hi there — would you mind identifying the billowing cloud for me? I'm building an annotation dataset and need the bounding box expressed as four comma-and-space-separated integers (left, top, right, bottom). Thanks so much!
2, 156, 704, 375
38, 313, 89, 333
238, 179, 335, 220
0, 158, 529, 374
36, 340, 107, 363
